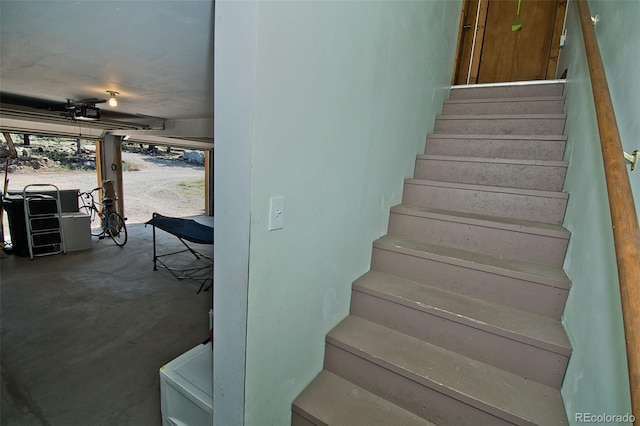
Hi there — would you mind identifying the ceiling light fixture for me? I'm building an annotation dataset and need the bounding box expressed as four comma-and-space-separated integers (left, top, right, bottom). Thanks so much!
106, 91, 119, 107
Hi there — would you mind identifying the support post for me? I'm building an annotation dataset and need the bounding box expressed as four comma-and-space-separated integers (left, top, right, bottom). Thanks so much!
99, 134, 125, 218
205, 150, 214, 216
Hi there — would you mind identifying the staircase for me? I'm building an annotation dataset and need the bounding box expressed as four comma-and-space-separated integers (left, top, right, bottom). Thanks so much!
292, 82, 572, 425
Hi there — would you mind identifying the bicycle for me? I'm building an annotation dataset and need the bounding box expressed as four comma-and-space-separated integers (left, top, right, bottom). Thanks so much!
78, 186, 128, 246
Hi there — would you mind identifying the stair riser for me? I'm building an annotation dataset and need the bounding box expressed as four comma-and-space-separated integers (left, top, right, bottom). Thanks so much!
425, 136, 566, 161
388, 212, 568, 266
435, 117, 565, 135
324, 344, 515, 426
351, 290, 568, 388
449, 84, 564, 100
414, 158, 567, 191
443, 99, 564, 115
402, 182, 567, 225
371, 248, 567, 318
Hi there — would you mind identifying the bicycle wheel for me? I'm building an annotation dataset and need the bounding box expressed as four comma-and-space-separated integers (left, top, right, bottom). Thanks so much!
79, 204, 103, 237
107, 212, 128, 246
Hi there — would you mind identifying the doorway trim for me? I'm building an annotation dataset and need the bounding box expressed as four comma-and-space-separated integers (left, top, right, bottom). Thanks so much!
452, 0, 568, 85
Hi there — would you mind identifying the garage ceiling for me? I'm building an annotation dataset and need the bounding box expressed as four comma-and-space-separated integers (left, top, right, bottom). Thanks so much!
0, 1, 214, 149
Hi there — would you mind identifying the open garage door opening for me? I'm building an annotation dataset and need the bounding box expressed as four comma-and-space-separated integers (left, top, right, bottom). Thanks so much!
1, 133, 209, 247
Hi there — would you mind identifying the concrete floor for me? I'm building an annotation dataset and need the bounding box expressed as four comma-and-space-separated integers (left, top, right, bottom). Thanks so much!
0, 222, 213, 425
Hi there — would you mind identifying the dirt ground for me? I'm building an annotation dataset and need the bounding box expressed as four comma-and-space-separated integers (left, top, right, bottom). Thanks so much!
2, 151, 206, 225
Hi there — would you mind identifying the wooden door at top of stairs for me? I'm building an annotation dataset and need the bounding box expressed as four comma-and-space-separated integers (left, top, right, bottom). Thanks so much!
452, 0, 566, 85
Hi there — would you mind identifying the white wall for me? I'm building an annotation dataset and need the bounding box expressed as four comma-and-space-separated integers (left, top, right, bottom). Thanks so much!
218, 1, 461, 424
556, 0, 637, 423
213, 2, 258, 425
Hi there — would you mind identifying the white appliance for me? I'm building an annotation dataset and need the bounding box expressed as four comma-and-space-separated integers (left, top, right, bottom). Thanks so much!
160, 343, 212, 426
61, 213, 92, 251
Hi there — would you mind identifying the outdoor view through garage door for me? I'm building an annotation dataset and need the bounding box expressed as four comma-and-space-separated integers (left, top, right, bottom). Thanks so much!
1, 135, 206, 243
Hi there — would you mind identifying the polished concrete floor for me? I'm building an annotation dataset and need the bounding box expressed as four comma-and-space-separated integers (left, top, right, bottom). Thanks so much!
0, 222, 213, 425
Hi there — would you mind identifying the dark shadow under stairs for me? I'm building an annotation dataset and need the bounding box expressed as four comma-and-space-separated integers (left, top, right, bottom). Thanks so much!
293, 82, 572, 426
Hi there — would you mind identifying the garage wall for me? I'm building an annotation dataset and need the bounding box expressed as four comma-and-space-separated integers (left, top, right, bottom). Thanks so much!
244, 1, 461, 424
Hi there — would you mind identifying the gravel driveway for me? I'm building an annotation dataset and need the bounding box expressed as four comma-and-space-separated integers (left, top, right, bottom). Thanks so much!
3, 152, 206, 225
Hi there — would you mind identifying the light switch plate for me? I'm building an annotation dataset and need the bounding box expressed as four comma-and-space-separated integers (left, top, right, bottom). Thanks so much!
268, 196, 284, 231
